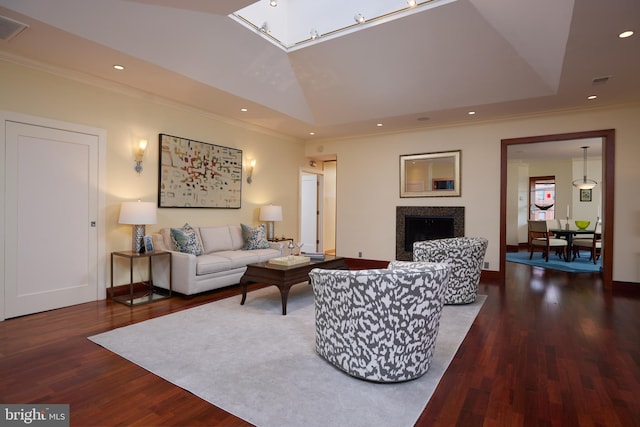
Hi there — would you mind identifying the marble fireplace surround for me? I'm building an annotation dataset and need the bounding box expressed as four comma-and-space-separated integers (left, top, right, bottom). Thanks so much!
396, 206, 465, 260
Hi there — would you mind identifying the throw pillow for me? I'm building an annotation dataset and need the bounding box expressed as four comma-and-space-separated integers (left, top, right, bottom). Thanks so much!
241, 223, 270, 250
170, 223, 204, 255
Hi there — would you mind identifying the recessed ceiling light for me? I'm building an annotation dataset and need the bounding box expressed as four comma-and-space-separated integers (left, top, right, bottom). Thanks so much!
240, 108, 248, 112
468, 111, 476, 115
619, 30, 634, 38
309, 132, 316, 136
587, 95, 597, 100
113, 64, 125, 70
376, 123, 383, 127
407, 0, 417, 7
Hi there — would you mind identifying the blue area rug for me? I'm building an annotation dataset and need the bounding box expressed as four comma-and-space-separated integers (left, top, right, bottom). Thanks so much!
506, 251, 601, 273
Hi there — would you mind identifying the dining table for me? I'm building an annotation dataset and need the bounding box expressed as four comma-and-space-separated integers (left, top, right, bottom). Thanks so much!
549, 227, 601, 262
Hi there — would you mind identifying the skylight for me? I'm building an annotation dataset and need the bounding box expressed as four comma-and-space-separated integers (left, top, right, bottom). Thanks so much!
229, 0, 455, 52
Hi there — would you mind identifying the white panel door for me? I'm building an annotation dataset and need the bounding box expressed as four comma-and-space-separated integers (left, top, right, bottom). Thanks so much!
300, 174, 318, 253
4, 121, 99, 318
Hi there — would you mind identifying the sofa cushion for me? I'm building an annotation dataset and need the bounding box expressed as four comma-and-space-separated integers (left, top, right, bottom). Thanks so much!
228, 224, 244, 250
200, 226, 234, 253
215, 250, 261, 269
170, 223, 204, 255
195, 254, 234, 275
241, 224, 270, 250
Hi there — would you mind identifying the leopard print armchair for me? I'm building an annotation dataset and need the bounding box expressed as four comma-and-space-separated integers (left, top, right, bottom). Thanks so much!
309, 261, 450, 383
413, 237, 488, 305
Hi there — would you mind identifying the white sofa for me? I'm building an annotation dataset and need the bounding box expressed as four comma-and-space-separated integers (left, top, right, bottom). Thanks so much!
151, 224, 281, 295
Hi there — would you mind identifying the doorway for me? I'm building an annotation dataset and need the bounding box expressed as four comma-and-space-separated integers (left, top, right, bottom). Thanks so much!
299, 160, 337, 255
300, 172, 319, 253
500, 130, 614, 288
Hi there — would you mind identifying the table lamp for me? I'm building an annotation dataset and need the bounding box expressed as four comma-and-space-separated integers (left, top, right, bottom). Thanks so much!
259, 205, 282, 240
119, 200, 157, 253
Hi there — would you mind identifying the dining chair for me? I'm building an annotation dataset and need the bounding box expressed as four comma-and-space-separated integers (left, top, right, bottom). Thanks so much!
572, 221, 602, 263
528, 220, 568, 262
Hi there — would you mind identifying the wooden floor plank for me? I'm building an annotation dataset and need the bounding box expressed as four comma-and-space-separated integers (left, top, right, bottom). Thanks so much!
1, 265, 639, 426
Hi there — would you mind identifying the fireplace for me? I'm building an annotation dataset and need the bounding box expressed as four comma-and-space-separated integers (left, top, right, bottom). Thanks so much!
396, 206, 464, 260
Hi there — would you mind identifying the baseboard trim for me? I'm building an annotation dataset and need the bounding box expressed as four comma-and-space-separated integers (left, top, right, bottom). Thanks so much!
343, 258, 389, 270
612, 281, 640, 292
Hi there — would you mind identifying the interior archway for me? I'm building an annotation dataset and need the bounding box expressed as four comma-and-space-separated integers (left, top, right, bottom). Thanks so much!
500, 130, 615, 289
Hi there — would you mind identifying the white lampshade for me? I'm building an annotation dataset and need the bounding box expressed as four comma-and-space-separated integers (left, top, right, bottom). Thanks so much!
119, 200, 157, 253
260, 205, 283, 222
119, 201, 157, 224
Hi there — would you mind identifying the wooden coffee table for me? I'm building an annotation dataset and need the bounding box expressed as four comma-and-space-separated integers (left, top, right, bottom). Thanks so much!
240, 255, 348, 315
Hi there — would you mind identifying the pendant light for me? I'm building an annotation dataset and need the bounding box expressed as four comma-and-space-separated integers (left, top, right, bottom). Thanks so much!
572, 146, 597, 190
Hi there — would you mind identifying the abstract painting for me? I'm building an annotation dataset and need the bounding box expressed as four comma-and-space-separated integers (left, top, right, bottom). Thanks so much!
158, 134, 242, 208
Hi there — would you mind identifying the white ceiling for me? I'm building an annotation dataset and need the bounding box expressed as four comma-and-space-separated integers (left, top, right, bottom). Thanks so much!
507, 138, 602, 162
0, 0, 638, 141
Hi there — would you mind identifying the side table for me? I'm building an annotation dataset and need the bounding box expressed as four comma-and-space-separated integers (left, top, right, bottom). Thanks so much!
110, 250, 172, 306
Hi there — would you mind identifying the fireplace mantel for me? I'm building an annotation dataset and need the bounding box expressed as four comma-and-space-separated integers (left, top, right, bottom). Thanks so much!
396, 206, 465, 260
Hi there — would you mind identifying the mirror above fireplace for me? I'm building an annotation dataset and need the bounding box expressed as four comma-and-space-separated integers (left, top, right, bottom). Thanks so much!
400, 150, 461, 197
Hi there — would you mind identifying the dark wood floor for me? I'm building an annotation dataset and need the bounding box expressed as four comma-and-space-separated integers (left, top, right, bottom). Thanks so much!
1, 262, 639, 427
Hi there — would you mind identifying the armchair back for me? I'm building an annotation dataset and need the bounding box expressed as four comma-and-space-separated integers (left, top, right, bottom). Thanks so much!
413, 237, 488, 304
309, 262, 450, 382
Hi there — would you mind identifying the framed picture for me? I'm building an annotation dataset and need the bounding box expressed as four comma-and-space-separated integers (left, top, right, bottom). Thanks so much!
400, 150, 461, 197
143, 235, 154, 253
158, 134, 242, 208
580, 188, 592, 202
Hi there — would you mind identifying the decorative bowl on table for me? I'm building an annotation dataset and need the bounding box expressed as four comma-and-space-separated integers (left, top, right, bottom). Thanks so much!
575, 220, 590, 230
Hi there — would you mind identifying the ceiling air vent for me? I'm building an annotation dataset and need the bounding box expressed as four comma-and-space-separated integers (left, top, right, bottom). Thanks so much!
592, 76, 611, 86
0, 16, 29, 42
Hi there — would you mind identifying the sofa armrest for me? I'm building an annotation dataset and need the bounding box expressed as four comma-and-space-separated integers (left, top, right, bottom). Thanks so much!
150, 236, 197, 294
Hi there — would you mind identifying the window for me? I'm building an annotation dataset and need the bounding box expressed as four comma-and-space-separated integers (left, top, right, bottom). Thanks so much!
530, 176, 555, 220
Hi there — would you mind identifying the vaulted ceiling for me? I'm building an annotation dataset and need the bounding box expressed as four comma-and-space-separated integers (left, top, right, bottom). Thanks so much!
0, 0, 638, 140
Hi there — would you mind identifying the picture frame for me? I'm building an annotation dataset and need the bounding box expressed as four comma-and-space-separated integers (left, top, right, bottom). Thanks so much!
158, 133, 242, 208
579, 188, 592, 202
400, 150, 461, 197
143, 235, 154, 253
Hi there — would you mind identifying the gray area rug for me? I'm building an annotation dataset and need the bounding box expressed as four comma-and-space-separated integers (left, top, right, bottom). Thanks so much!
89, 285, 485, 427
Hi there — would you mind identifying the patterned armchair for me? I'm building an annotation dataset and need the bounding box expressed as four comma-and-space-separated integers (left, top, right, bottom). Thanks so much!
413, 237, 488, 305
308, 261, 450, 383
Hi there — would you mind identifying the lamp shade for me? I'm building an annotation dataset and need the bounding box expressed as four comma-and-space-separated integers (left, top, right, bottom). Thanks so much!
118, 201, 157, 225
260, 205, 283, 222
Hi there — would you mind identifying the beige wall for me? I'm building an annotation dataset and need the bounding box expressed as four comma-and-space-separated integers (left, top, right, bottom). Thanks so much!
0, 60, 306, 288
306, 105, 640, 284
3, 58, 639, 285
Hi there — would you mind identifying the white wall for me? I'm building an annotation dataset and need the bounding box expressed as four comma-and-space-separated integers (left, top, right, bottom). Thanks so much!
507, 157, 602, 245
0, 59, 306, 289
306, 105, 640, 284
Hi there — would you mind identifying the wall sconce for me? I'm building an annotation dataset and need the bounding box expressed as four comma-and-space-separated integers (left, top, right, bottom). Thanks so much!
134, 139, 148, 174
246, 159, 256, 184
